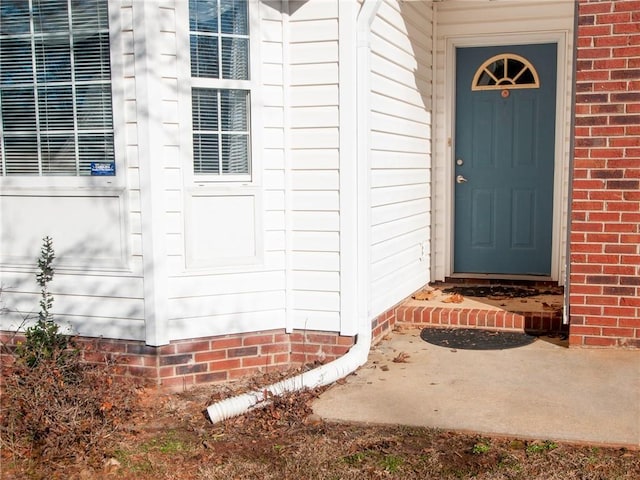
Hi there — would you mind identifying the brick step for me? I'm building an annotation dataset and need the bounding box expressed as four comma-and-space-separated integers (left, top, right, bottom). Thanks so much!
395, 305, 567, 336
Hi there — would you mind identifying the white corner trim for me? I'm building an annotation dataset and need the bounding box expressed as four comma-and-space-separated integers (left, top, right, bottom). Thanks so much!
339, 0, 359, 336
132, 1, 169, 346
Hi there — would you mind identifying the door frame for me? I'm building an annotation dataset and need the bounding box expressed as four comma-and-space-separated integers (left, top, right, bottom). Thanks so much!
438, 32, 571, 283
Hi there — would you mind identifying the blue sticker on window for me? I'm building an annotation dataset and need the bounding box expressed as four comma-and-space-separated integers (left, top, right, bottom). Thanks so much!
91, 162, 115, 176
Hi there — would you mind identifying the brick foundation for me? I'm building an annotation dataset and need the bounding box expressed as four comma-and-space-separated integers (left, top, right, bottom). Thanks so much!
0, 328, 358, 391
570, 0, 640, 348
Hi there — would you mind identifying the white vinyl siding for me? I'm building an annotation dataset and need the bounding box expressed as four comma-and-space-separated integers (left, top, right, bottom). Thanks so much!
288, 0, 341, 332
432, 0, 575, 284
368, 0, 433, 317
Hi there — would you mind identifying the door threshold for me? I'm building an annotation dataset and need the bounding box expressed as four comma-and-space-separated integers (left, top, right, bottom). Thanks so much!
448, 273, 555, 283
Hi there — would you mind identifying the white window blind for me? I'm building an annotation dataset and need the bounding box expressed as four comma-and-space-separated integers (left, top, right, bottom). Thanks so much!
189, 0, 250, 177
0, 0, 114, 176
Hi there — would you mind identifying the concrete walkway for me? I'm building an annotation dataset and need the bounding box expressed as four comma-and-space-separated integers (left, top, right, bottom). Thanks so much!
313, 329, 640, 447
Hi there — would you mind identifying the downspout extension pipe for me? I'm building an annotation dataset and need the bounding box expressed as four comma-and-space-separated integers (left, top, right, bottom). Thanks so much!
206, 0, 381, 424
206, 320, 371, 423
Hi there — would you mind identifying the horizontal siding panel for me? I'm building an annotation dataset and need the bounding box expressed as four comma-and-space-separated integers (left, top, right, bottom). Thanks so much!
371, 73, 430, 112
292, 291, 340, 312
264, 190, 285, 211
372, 213, 431, 246
260, 19, 283, 42
290, 41, 338, 64
290, 64, 339, 86
292, 191, 339, 211
292, 231, 340, 252
371, 227, 429, 264
262, 85, 284, 105
291, 127, 339, 148
371, 53, 432, 91
289, 0, 338, 20
372, 2, 417, 52
259, 2, 283, 21
291, 170, 339, 190
168, 291, 285, 319
371, 169, 430, 188
371, 91, 432, 124
292, 310, 340, 332
290, 20, 338, 42
168, 271, 285, 298
6, 292, 144, 320
71, 317, 144, 341
371, 183, 430, 208
291, 251, 339, 271
169, 310, 285, 340
371, 150, 431, 170
371, 263, 428, 318
263, 107, 284, 128
371, 242, 422, 283
261, 41, 283, 64
263, 169, 285, 188
292, 271, 340, 291
371, 131, 431, 154
264, 250, 286, 269
264, 230, 285, 251
263, 127, 285, 149
0, 312, 145, 341
291, 106, 339, 127
291, 211, 339, 231
262, 148, 285, 169
290, 149, 339, 170
290, 85, 339, 106
370, 110, 430, 139
438, 1, 574, 28
262, 63, 284, 86
371, 198, 429, 226
264, 210, 285, 229
0, 272, 143, 298
401, 1, 434, 31
370, 34, 418, 72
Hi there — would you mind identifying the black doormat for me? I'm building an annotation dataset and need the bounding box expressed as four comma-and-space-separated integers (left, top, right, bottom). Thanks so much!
441, 285, 560, 298
420, 327, 536, 350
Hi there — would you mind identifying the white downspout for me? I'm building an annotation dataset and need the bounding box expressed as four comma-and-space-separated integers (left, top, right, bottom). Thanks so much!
206, 0, 381, 423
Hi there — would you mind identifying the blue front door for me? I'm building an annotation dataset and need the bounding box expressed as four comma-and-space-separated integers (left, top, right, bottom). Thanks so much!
454, 44, 557, 275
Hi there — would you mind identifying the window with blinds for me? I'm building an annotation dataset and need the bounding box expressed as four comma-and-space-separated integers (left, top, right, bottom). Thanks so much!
189, 0, 250, 177
0, 0, 114, 177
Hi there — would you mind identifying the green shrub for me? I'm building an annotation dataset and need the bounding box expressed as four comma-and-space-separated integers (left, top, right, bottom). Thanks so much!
15, 236, 76, 368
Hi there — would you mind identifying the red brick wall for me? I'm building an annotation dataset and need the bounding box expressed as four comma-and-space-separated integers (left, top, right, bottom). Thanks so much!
570, 0, 640, 348
0, 328, 356, 391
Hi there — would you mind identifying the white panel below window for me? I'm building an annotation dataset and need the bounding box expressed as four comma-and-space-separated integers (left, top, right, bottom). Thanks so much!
186, 192, 262, 269
0, 193, 127, 270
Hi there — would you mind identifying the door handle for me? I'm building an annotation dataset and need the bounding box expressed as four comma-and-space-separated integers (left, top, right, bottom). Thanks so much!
456, 174, 468, 184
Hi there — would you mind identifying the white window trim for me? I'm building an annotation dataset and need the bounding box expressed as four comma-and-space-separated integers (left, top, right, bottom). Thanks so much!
176, 0, 262, 186
0, 0, 126, 191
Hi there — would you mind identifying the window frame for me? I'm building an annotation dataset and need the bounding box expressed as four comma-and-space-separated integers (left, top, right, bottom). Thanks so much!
182, 0, 261, 185
0, 0, 124, 190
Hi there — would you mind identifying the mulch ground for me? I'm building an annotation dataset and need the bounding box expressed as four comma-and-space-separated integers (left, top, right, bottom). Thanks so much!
2, 370, 639, 480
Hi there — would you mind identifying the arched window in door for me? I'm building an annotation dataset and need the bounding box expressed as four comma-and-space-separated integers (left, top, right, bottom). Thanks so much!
471, 53, 540, 90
